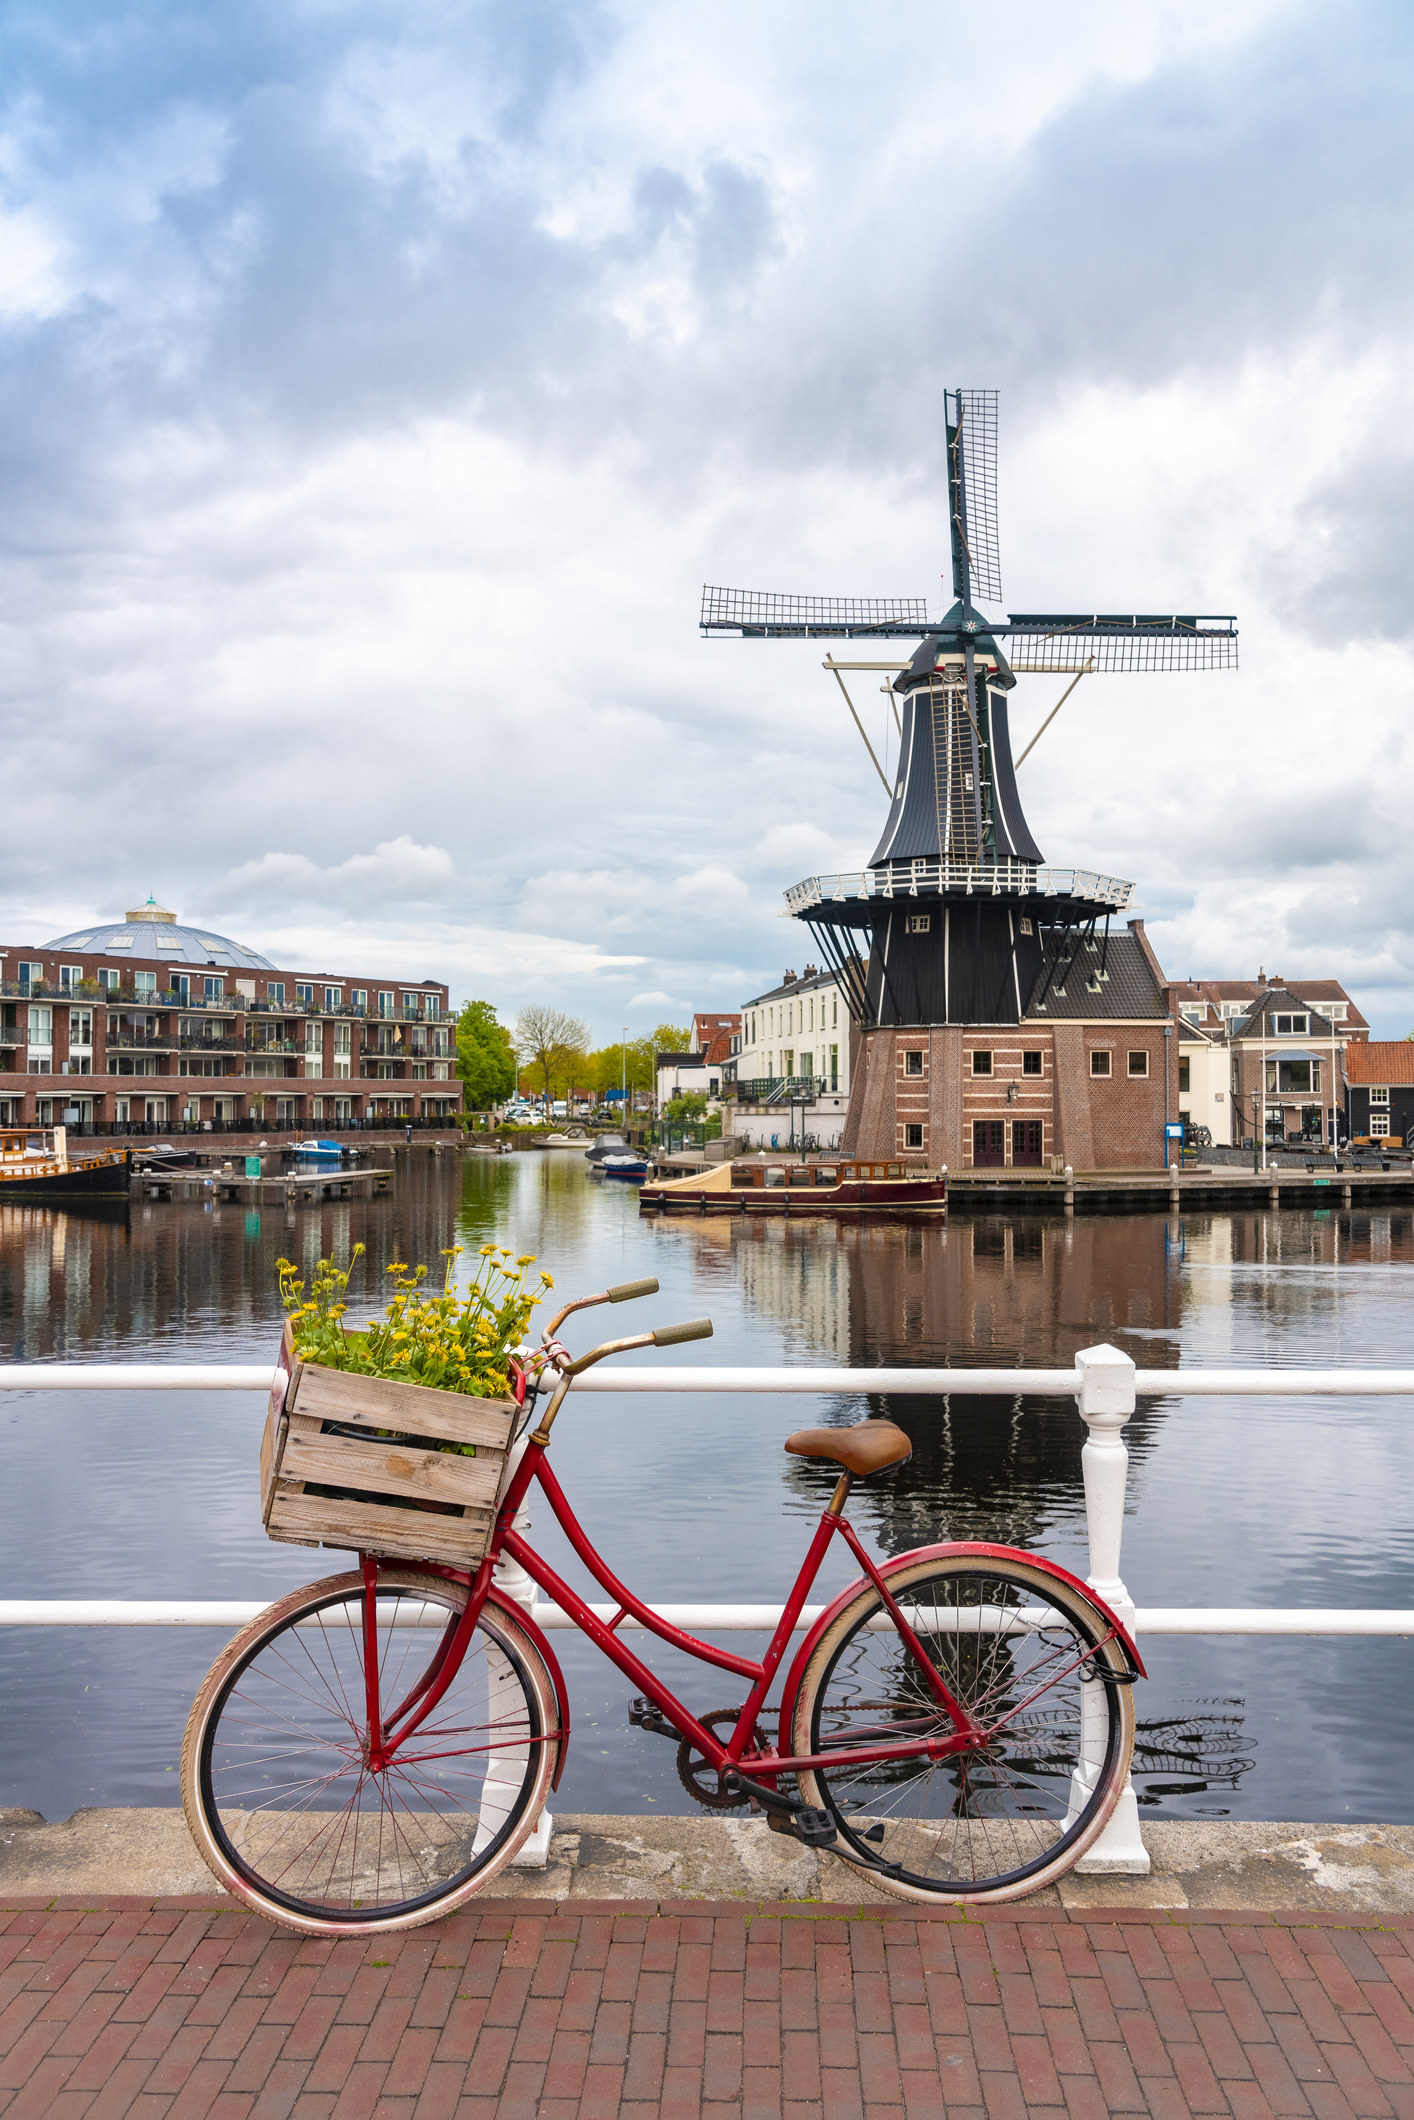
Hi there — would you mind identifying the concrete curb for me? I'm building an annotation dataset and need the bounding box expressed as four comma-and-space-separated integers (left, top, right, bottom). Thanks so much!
5, 1808, 1414, 1913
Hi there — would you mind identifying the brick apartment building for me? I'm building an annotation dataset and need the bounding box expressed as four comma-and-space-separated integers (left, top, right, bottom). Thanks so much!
0, 901, 459, 1133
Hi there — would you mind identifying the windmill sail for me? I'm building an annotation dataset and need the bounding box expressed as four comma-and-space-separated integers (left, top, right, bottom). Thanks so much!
946, 388, 1001, 607
1003, 615, 1238, 672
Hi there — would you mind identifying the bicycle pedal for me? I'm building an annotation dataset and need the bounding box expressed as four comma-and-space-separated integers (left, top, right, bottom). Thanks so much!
628, 1696, 673, 1736
794, 1808, 838, 1848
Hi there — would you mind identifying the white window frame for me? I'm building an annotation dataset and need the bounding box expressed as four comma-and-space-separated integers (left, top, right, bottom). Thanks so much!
1370, 1114, 1390, 1137
1090, 1049, 1112, 1078
1370, 1087, 1390, 1105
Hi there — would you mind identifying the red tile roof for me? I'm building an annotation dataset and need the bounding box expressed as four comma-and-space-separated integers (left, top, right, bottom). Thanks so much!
1346, 1041, 1414, 1086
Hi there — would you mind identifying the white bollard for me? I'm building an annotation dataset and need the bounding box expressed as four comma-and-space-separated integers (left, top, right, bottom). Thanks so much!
1070, 1342, 1150, 1874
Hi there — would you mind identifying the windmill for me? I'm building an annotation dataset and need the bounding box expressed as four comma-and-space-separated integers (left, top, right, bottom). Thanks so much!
701, 388, 1237, 1034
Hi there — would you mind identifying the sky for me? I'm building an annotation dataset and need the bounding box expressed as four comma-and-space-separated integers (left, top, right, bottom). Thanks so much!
2, 0, 1413, 1039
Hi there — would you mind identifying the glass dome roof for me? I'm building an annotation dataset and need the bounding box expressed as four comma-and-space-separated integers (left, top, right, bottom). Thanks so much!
45, 898, 276, 972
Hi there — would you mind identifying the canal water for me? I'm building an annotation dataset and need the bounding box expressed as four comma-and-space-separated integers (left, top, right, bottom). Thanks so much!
3, 1150, 1414, 1827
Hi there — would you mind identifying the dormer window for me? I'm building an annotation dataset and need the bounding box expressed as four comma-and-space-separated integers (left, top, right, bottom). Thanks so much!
1270, 1013, 1309, 1036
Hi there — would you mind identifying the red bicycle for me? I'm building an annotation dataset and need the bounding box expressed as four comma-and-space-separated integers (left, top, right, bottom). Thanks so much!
182, 1279, 1143, 1934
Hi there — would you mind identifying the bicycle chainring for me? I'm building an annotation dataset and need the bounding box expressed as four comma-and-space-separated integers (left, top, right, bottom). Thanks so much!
676, 1710, 774, 1811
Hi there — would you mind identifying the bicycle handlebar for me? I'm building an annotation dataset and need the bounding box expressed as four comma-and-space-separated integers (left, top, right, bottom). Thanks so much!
651, 1318, 714, 1347
608, 1277, 660, 1303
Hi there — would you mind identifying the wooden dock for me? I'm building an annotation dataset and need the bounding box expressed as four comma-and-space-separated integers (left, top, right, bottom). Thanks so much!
945, 1165, 1414, 1213
133, 1166, 394, 1206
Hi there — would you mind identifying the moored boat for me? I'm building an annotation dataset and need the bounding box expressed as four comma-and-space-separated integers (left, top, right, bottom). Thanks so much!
0, 1127, 131, 1201
292, 1138, 350, 1161
601, 1152, 650, 1179
639, 1155, 946, 1216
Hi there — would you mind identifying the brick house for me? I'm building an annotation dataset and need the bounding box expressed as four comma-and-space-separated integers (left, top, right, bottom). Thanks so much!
0, 901, 458, 1134
844, 919, 1176, 1171
1168, 975, 1368, 1147
1345, 1041, 1414, 1148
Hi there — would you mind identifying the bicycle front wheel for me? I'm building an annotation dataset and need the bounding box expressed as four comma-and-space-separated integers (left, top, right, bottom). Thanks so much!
792, 1553, 1135, 1904
181, 1570, 560, 1935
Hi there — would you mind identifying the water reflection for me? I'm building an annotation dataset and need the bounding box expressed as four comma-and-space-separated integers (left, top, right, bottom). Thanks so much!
3, 1156, 1414, 1825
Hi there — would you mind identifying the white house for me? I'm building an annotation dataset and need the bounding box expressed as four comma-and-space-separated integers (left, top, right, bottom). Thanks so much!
726, 965, 851, 1149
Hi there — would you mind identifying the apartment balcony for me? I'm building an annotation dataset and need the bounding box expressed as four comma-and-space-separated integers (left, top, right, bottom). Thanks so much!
105, 1028, 180, 1053
177, 1033, 248, 1052
730, 1075, 829, 1104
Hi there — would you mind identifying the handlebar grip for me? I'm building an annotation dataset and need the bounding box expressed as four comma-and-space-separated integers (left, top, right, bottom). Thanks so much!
607, 1277, 660, 1304
651, 1317, 714, 1347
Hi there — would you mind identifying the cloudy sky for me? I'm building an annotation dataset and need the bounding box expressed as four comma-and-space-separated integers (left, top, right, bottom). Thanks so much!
2, 0, 1412, 1037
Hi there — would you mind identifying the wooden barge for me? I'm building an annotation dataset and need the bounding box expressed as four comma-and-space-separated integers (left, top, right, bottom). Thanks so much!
0, 1126, 131, 1201
638, 1157, 947, 1217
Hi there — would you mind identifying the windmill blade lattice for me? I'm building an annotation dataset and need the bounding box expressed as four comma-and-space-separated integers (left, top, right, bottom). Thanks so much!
948, 388, 1002, 606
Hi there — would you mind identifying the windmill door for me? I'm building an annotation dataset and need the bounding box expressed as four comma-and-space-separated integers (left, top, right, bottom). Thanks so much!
1012, 1121, 1044, 1168
972, 1121, 1005, 1167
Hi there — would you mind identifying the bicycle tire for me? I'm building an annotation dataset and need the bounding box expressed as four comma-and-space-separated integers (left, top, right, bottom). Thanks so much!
181, 1569, 561, 1936
791, 1552, 1135, 1904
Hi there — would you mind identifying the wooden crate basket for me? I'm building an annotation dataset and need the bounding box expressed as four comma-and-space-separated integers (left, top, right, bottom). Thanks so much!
260, 1322, 519, 1566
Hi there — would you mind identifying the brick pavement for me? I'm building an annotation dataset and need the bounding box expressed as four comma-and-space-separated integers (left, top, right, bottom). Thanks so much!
5, 1894, 1414, 2119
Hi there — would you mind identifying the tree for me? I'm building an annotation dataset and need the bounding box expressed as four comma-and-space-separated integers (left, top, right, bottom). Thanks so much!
585, 1036, 656, 1103
664, 1090, 708, 1121
515, 1005, 591, 1103
456, 1000, 517, 1109
652, 1022, 692, 1055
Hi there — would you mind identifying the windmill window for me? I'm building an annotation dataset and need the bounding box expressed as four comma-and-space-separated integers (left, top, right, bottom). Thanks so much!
904, 1124, 924, 1148
972, 1050, 992, 1076
1090, 1050, 1112, 1078
1023, 1050, 1042, 1075
905, 913, 931, 934
1128, 1050, 1149, 1078
1019, 918, 1034, 936
904, 1050, 924, 1076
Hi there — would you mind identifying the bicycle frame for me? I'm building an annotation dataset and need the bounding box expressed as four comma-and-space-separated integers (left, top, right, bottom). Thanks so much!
354, 1426, 1099, 1786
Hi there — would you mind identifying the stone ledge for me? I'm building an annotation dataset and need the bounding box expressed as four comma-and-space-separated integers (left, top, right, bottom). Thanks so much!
5, 1806, 1414, 1913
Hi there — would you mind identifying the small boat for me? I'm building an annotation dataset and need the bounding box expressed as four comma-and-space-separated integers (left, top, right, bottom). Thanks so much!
293, 1139, 350, 1161
600, 1152, 650, 1180
584, 1134, 628, 1164
640, 1155, 947, 1217
133, 1141, 197, 1171
0, 1126, 131, 1201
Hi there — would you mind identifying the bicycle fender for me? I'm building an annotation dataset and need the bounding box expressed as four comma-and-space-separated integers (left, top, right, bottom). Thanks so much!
484, 1592, 573, 1792
778, 1540, 1145, 1741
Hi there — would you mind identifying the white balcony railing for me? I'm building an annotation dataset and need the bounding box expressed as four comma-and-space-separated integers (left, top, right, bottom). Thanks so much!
784, 861, 1135, 913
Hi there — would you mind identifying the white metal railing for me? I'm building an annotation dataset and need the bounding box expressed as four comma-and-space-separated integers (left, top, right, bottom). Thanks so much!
783, 861, 1135, 913
5, 1347, 1414, 1873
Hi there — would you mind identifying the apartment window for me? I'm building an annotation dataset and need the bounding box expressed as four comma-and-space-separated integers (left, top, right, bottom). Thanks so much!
68, 1010, 92, 1048
971, 1050, 992, 1076
402, 992, 418, 1013
1325, 1002, 1348, 1021
352, 989, 367, 1013
905, 1124, 924, 1148
1091, 1050, 1112, 1078
1269, 1058, 1319, 1093
17, 961, 42, 991
1371, 1114, 1390, 1137
832, 997, 838, 1027
295, 983, 314, 1008
98, 968, 120, 992
204, 976, 224, 1001
27, 1006, 53, 1069
266, 982, 285, 1006
305, 1022, 322, 1057
379, 991, 394, 1018
1370, 1086, 1390, 1105
1271, 1013, 1309, 1036
1128, 1050, 1149, 1078
60, 965, 83, 992
905, 913, 931, 934
1023, 1050, 1042, 1076
135, 971, 156, 997
904, 1050, 924, 1076
1178, 1058, 1191, 1092
830, 1044, 839, 1092
324, 987, 340, 1010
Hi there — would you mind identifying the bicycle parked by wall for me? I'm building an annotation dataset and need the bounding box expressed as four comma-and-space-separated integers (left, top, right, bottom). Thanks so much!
180, 1281, 1143, 1935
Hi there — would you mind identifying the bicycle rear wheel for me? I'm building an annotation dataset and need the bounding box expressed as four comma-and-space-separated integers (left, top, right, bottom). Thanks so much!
181, 1569, 560, 1935
791, 1553, 1135, 1904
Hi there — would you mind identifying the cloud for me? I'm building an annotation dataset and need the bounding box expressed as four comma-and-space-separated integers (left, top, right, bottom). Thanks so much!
2, 0, 1414, 1038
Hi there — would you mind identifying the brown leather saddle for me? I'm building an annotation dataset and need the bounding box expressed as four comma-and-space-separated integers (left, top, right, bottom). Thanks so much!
783, 1420, 912, 1476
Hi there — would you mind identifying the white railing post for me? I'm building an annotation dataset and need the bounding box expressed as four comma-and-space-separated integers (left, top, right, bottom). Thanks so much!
1071, 1342, 1150, 1874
